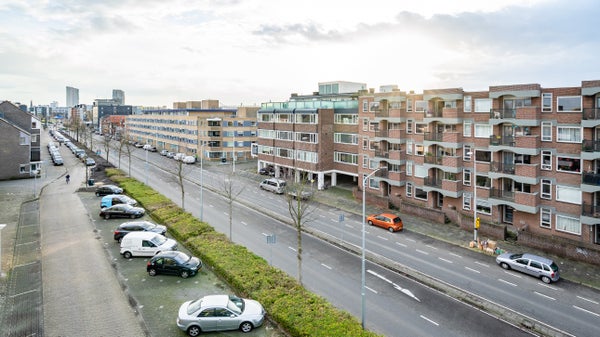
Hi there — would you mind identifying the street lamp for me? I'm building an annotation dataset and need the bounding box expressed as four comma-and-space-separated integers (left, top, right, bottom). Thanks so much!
144, 146, 149, 185
468, 151, 478, 243
200, 141, 205, 222
0, 224, 6, 277
232, 129, 236, 173
361, 166, 386, 329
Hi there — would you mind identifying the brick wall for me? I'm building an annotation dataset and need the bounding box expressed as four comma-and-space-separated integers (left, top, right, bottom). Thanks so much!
518, 232, 600, 266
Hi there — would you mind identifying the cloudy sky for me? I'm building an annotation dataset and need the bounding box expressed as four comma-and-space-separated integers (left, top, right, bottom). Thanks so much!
1, 0, 598, 108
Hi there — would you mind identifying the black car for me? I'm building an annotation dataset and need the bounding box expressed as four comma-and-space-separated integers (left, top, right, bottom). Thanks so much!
146, 251, 202, 278
95, 185, 124, 196
113, 221, 167, 242
99, 204, 145, 220
259, 165, 275, 176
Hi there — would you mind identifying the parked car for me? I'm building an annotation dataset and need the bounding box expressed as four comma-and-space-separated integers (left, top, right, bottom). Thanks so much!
173, 153, 186, 161
287, 188, 313, 200
52, 157, 64, 166
85, 158, 96, 166
95, 185, 123, 196
177, 295, 265, 335
259, 178, 286, 194
113, 221, 167, 242
259, 165, 275, 176
366, 213, 403, 232
101, 194, 137, 208
143, 144, 157, 152
120, 232, 177, 258
134, 142, 144, 148
495, 252, 560, 284
166, 152, 175, 158
99, 204, 145, 220
146, 251, 202, 278
160, 149, 169, 156
182, 156, 196, 164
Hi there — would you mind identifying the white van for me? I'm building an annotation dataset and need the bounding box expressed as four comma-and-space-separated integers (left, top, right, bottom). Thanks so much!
120, 232, 177, 259
259, 178, 286, 194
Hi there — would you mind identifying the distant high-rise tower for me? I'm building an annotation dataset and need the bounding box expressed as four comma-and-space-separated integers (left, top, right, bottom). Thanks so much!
112, 89, 125, 105
66, 86, 79, 107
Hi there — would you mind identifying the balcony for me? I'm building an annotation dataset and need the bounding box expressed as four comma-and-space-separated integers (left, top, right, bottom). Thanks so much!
375, 129, 388, 138
489, 135, 515, 146
490, 109, 516, 119
424, 177, 442, 188
374, 150, 389, 159
424, 154, 442, 165
582, 139, 600, 152
424, 132, 443, 142
489, 188, 514, 202
582, 108, 600, 120
490, 161, 515, 174
582, 203, 600, 218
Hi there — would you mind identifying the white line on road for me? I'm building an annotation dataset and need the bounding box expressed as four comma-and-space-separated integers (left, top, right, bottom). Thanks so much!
538, 283, 560, 291
465, 267, 480, 273
498, 279, 517, 287
240, 221, 247, 226
504, 271, 522, 278
474, 261, 490, 268
534, 291, 556, 301
345, 224, 354, 229
318, 214, 325, 218
321, 263, 332, 270
426, 245, 438, 250
416, 249, 429, 255
395, 242, 407, 248
577, 296, 599, 305
377, 236, 389, 241
405, 238, 416, 243
288, 246, 297, 252
420, 315, 439, 326
573, 305, 600, 317
366, 286, 378, 294
438, 257, 453, 264
449, 252, 462, 258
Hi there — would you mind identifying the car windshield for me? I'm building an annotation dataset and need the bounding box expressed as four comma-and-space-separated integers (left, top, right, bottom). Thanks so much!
509, 253, 523, 260
187, 298, 204, 315
142, 222, 156, 230
150, 235, 166, 246
173, 252, 191, 264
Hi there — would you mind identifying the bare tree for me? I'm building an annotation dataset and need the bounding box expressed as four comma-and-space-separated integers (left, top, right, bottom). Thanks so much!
285, 178, 316, 285
222, 173, 245, 241
120, 133, 135, 176
100, 134, 113, 162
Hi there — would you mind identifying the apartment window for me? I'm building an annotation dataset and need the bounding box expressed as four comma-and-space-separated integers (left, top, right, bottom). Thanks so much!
415, 123, 428, 134
556, 185, 581, 204
444, 101, 456, 109
463, 121, 472, 137
542, 93, 552, 112
276, 148, 294, 159
362, 101, 368, 112
556, 156, 581, 173
388, 163, 400, 172
463, 145, 472, 160
555, 215, 581, 235
406, 183, 413, 197
334, 133, 358, 145
363, 155, 368, 168
258, 145, 273, 155
475, 174, 491, 188
541, 121, 552, 141
463, 169, 472, 186
414, 165, 428, 178
475, 150, 491, 163
295, 114, 317, 124
334, 152, 358, 165
541, 151, 552, 170
474, 98, 492, 113
406, 161, 413, 176
369, 122, 377, 132
474, 124, 492, 138
362, 118, 369, 131
463, 96, 472, 112
369, 102, 380, 112
514, 182, 531, 193
407, 98, 413, 112
476, 199, 491, 215
406, 140, 413, 155
276, 113, 291, 123
20, 132, 29, 145
557, 96, 582, 112
362, 137, 368, 150
335, 114, 358, 124
368, 177, 380, 189
463, 193, 472, 210
277, 131, 293, 140
296, 150, 318, 163
514, 154, 531, 164
296, 132, 318, 143
541, 179, 552, 199
407, 119, 414, 134
414, 187, 428, 200
415, 101, 428, 112
415, 145, 424, 156
369, 160, 379, 170
540, 208, 552, 228
557, 126, 582, 143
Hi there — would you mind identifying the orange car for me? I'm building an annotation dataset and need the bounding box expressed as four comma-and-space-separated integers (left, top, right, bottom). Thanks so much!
366, 213, 403, 232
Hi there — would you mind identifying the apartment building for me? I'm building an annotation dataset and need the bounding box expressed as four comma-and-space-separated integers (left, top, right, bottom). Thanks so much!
126, 100, 258, 161
256, 81, 365, 190
0, 101, 42, 180
358, 81, 600, 254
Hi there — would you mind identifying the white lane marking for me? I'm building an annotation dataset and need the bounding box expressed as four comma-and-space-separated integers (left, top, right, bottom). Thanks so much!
573, 305, 600, 317
416, 249, 429, 255
377, 235, 389, 241
241, 221, 247, 226
345, 224, 354, 229
368, 269, 420, 302
504, 271, 522, 278
438, 257, 453, 264
534, 291, 556, 301
396, 242, 407, 248
449, 252, 462, 258
318, 214, 325, 218
538, 283, 560, 291
405, 238, 416, 243
474, 261, 490, 268
420, 315, 439, 326
465, 267, 480, 273
261, 233, 268, 236
331, 218, 338, 222
288, 246, 297, 252
366, 286, 378, 294
321, 263, 332, 270
426, 245, 438, 250
577, 296, 599, 305
498, 279, 517, 287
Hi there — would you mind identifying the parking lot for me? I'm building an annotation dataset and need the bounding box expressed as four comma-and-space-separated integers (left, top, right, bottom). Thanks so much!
79, 191, 281, 337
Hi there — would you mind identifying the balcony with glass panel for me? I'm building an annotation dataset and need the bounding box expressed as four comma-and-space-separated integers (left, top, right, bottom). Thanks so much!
581, 140, 600, 161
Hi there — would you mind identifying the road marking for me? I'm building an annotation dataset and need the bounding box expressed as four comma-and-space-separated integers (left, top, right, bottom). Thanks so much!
368, 269, 420, 302
538, 283, 559, 291
534, 291, 556, 301
504, 271, 522, 278
438, 257, 453, 264
420, 315, 439, 326
377, 235, 389, 241
345, 224, 354, 229
577, 296, 599, 305
426, 245, 438, 250
241, 221, 247, 226
449, 252, 462, 258
465, 267, 480, 273
573, 305, 600, 317
405, 238, 416, 243
366, 286, 378, 294
319, 214, 326, 218
474, 261, 490, 268
416, 249, 429, 255
498, 279, 517, 287
321, 263, 332, 270
395, 242, 407, 248
288, 246, 297, 252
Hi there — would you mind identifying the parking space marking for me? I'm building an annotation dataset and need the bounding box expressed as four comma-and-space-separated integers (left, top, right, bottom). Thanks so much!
321, 263, 332, 270
504, 271, 522, 278
345, 224, 354, 229
449, 252, 462, 258
366, 286, 378, 294
377, 235, 389, 241
426, 245, 438, 250
405, 238, 416, 243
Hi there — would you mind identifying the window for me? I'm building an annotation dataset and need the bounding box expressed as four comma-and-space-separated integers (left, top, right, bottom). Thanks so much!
335, 114, 358, 124
295, 114, 317, 124
414, 187, 428, 200
415, 101, 428, 112
334, 152, 358, 165
406, 119, 413, 134
541, 122, 552, 142
369, 102, 380, 112
415, 145, 424, 156
463, 169, 472, 186
463, 145, 472, 160
277, 131, 293, 140
541, 179, 552, 199
556, 156, 581, 173
475, 174, 491, 188
407, 98, 413, 112
296, 150, 318, 163
276, 113, 291, 123
406, 140, 413, 155
362, 118, 369, 131
474, 98, 492, 113
555, 214, 581, 235
463, 193, 472, 210
556, 126, 582, 143
476, 199, 491, 215
406, 161, 413, 176
474, 124, 492, 138
368, 177, 380, 189
414, 165, 428, 178
540, 208, 551, 228
276, 148, 294, 159
20, 132, 29, 145
557, 96, 582, 112
556, 185, 581, 204
296, 132, 318, 143
464, 96, 472, 112
363, 155, 368, 168
514, 182, 531, 193
415, 123, 428, 134
541, 151, 552, 170
406, 183, 413, 197
334, 133, 358, 145
463, 121, 472, 137
362, 101, 368, 112
475, 150, 491, 163
444, 101, 456, 109
542, 93, 552, 112
362, 137, 368, 150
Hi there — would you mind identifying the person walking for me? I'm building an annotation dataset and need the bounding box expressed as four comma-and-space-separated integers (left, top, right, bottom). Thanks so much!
66, 174, 70, 184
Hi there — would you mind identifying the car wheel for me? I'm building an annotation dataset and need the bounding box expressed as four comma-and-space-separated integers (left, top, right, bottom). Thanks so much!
388, 227, 394, 233
367, 220, 374, 226
180, 270, 190, 278
541, 276, 552, 284
95, 192, 100, 196
117, 236, 123, 243
240, 321, 253, 333
123, 251, 132, 259
187, 325, 201, 337
104, 214, 111, 220
148, 268, 157, 276
500, 262, 510, 270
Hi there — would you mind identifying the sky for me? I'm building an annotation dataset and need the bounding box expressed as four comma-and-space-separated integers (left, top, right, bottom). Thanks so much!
1, 0, 599, 108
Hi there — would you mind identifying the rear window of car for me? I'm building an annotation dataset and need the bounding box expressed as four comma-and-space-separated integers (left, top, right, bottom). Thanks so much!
392, 217, 401, 223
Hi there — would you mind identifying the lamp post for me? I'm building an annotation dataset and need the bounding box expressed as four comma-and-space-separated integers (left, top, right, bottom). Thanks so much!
200, 141, 205, 222
361, 166, 385, 330
0, 224, 5, 277
468, 151, 478, 243
144, 146, 149, 185
232, 129, 236, 173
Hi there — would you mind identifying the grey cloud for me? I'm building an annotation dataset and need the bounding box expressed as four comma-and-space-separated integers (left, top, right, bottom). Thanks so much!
253, 23, 343, 43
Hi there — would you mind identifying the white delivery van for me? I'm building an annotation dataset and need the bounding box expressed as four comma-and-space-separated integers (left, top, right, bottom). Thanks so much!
120, 232, 177, 259
259, 178, 286, 194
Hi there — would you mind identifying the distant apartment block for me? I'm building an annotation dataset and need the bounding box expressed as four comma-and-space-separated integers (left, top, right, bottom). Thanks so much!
112, 89, 125, 105
66, 86, 79, 107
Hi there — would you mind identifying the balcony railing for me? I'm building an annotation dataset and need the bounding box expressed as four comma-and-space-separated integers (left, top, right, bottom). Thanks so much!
424, 132, 443, 141
490, 161, 515, 174
489, 135, 515, 146
375, 129, 388, 138
489, 188, 515, 201
582, 139, 600, 152
582, 171, 600, 185
424, 154, 443, 165
374, 151, 389, 158
582, 108, 600, 120
490, 109, 516, 119
582, 203, 600, 218
424, 177, 442, 187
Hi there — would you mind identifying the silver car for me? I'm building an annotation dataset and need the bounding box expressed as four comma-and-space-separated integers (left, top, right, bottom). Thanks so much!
177, 295, 265, 336
495, 252, 560, 284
